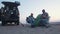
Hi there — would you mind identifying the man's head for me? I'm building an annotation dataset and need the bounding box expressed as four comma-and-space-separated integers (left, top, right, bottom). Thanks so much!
42, 9, 45, 13
31, 13, 33, 17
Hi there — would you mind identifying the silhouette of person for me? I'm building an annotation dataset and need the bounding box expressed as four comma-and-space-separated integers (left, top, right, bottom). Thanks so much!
41, 9, 48, 19
26, 13, 35, 27
40, 9, 49, 27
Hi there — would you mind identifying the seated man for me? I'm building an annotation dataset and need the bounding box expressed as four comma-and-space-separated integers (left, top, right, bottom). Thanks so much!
41, 9, 49, 19
26, 13, 35, 27
34, 9, 50, 27
40, 9, 50, 27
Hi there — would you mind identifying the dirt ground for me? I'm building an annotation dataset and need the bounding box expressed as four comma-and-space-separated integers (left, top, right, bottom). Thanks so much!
0, 23, 60, 34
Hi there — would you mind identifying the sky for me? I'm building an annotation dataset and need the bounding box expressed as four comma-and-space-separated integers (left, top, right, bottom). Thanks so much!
0, 0, 60, 23
20, 0, 60, 23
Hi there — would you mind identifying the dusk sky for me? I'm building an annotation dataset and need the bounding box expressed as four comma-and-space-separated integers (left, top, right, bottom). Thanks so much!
20, 0, 60, 23
0, 0, 60, 23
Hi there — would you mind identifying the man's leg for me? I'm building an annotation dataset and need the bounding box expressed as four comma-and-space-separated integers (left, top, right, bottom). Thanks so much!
31, 21, 35, 28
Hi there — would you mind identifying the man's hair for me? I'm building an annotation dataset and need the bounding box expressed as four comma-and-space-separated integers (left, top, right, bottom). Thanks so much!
42, 9, 45, 12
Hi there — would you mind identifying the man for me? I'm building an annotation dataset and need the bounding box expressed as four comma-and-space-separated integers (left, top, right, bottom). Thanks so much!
26, 13, 35, 27
41, 9, 48, 19
40, 9, 49, 27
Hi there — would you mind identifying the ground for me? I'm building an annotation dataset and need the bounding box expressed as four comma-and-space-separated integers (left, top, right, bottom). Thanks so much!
0, 23, 60, 34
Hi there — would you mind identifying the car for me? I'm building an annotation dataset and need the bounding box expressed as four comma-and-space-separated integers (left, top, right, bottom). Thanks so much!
1, 1, 20, 26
